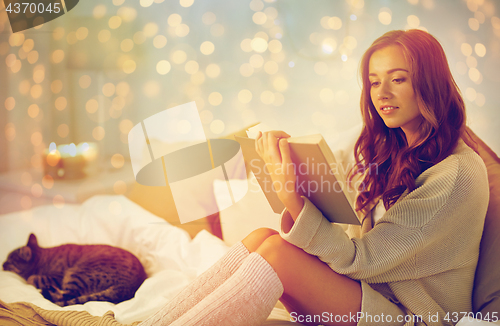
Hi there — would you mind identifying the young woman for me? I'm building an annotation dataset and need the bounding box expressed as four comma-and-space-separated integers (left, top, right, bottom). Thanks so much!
139, 29, 489, 326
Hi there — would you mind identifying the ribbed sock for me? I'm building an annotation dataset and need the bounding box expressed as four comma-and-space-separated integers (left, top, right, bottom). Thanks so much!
138, 241, 250, 326
169, 252, 284, 326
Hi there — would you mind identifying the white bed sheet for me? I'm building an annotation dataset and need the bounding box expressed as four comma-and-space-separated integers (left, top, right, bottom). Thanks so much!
0, 195, 230, 324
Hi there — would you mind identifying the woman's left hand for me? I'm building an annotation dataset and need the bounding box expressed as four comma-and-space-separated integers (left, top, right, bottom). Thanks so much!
255, 131, 304, 219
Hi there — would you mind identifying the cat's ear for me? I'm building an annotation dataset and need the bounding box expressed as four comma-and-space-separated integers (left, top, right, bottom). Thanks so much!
19, 246, 32, 261
28, 233, 38, 248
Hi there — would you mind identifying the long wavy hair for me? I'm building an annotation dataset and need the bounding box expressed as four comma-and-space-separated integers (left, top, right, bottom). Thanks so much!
349, 29, 473, 212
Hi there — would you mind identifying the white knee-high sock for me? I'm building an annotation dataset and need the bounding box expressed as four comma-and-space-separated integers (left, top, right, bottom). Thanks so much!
139, 241, 250, 326
169, 252, 284, 326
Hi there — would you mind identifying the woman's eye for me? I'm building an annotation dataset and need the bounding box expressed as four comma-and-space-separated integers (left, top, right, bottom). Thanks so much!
393, 78, 405, 83
370, 81, 380, 87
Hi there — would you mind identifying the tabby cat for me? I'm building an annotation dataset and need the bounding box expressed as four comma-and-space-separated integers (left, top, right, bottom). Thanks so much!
2, 233, 147, 306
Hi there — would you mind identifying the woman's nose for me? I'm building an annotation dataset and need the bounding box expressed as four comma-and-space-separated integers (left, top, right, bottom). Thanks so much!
378, 81, 392, 100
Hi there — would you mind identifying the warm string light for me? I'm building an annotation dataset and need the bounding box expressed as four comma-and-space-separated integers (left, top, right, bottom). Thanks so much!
2, 0, 498, 210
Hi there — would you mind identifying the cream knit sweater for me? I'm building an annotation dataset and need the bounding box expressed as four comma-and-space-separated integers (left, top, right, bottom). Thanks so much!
279, 141, 489, 326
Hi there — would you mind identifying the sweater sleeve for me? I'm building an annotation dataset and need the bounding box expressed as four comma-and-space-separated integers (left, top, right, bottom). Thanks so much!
279, 150, 489, 284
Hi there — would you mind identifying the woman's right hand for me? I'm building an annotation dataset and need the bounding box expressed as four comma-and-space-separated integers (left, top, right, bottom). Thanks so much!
255, 131, 304, 220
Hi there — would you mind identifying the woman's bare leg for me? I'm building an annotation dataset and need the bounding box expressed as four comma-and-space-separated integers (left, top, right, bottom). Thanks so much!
241, 227, 278, 252
243, 228, 361, 326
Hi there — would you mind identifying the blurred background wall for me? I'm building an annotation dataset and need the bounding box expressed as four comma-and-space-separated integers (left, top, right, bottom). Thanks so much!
1, 0, 499, 174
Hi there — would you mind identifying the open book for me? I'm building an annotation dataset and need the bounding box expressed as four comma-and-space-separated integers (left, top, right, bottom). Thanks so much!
235, 134, 361, 225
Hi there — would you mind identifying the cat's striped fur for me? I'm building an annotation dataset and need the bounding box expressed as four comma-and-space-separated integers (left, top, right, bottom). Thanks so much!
3, 234, 147, 306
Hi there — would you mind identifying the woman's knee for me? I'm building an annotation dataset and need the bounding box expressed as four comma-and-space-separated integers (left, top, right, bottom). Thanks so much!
241, 227, 278, 252
256, 234, 296, 265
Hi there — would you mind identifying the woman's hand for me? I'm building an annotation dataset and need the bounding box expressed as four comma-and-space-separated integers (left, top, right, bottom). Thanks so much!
255, 131, 304, 220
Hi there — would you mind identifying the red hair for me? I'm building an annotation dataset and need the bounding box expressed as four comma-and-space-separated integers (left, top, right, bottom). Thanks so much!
350, 29, 473, 212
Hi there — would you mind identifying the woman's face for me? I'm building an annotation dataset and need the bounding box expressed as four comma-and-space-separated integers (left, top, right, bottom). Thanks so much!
368, 45, 423, 144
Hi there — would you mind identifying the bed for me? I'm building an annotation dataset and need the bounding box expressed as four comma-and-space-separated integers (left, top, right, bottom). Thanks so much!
0, 194, 294, 325
1, 127, 499, 326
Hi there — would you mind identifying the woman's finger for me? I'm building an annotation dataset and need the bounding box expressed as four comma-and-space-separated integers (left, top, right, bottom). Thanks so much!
279, 138, 292, 165
255, 131, 263, 155
279, 138, 296, 178
269, 130, 291, 139
264, 132, 282, 163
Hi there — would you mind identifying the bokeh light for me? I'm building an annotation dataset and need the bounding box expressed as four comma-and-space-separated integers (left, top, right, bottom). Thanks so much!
76, 27, 89, 40
202, 12, 216, 25
42, 175, 54, 189
329, 17, 343, 30
153, 35, 167, 48
469, 18, 480, 31
168, 14, 182, 27
114, 181, 127, 194
461, 43, 473, 56
86, 99, 99, 114
253, 12, 267, 25
30, 84, 42, 99
140, 0, 154, 7
171, 50, 187, 64
55, 97, 67, 111
206, 63, 221, 78
93, 126, 106, 141
30, 131, 43, 146
260, 91, 275, 105
320, 88, 335, 103
210, 120, 225, 134
208, 92, 223, 106
475, 43, 486, 57
185, 60, 199, 74
199, 110, 213, 124
157, 60, 171, 74
5, 123, 16, 141
121, 39, 134, 52
379, 8, 392, 25
57, 124, 69, 138
264, 61, 278, 74
51, 80, 63, 94
122, 60, 136, 74
144, 22, 159, 37
98, 30, 111, 43
251, 37, 268, 53
93, 4, 107, 19
238, 89, 253, 104
1, 0, 499, 185
180, 0, 194, 7
250, 54, 264, 68
79, 75, 91, 89
28, 104, 39, 118
200, 41, 215, 55
111, 154, 125, 168
273, 76, 288, 92
5, 97, 15, 111
51, 49, 64, 63
143, 81, 161, 98
407, 15, 420, 28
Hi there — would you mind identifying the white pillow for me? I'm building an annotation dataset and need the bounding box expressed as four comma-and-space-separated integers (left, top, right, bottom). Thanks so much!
0, 195, 229, 323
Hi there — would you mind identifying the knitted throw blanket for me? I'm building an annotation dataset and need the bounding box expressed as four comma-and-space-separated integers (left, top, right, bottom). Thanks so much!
0, 300, 140, 326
